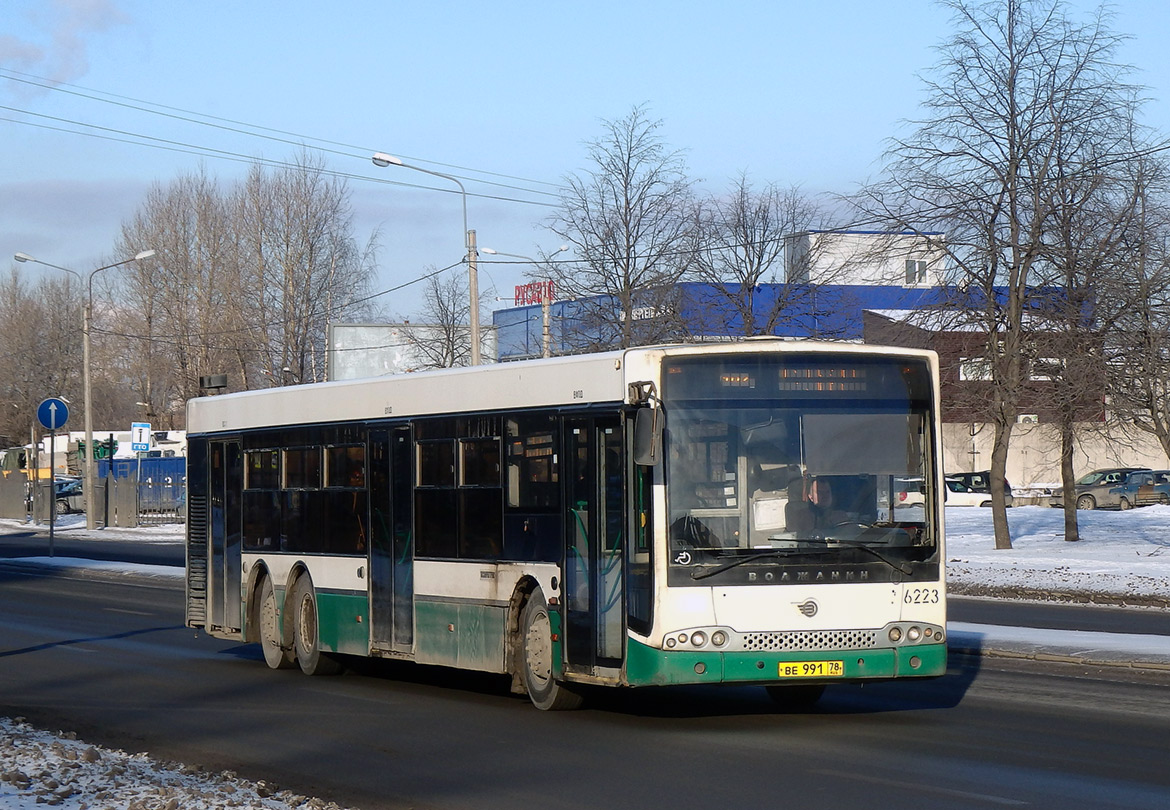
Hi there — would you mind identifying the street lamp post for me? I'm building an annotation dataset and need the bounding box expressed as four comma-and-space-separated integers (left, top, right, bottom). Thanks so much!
14, 249, 156, 529
371, 152, 482, 365
481, 246, 568, 358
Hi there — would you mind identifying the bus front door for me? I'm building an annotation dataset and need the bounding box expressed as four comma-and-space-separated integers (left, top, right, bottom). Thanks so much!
369, 427, 414, 654
563, 417, 625, 674
207, 439, 243, 636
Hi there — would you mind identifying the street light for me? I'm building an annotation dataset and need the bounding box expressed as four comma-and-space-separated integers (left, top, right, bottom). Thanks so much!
481, 246, 568, 358
14, 249, 156, 529
371, 152, 482, 365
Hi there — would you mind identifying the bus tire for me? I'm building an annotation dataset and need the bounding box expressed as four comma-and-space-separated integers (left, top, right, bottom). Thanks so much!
291, 575, 344, 676
258, 576, 295, 670
520, 592, 583, 711
765, 684, 825, 711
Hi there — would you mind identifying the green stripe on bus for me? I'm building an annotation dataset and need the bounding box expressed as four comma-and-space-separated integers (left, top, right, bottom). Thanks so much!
414, 600, 507, 671
625, 639, 948, 686
315, 591, 370, 656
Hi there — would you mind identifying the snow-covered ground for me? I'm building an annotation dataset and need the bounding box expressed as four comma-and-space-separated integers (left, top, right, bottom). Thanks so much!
945, 504, 1170, 603
3, 505, 1170, 809
0, 716, 352, 810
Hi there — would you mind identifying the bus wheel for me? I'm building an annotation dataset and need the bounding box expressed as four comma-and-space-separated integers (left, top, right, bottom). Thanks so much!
291, 576, 343, 676
520, 592, 583, 711
765, 684, 825, 711
258, 577, 294, 670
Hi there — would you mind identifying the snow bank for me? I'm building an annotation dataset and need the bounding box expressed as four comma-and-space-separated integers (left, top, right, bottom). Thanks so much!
0, 717, 353, 810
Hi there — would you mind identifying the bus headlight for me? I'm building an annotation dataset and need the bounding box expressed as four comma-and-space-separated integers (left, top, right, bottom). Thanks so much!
663, 627, 735, 651
884, 622, 944, 645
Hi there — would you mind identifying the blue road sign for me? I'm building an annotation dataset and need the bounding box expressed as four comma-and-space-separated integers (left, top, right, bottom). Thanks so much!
37, 397, 69, 431
131, 421, 151, 452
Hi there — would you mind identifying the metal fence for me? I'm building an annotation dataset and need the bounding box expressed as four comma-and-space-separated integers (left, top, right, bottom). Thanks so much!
137, 480, 186, 525
0, 472, 186, 527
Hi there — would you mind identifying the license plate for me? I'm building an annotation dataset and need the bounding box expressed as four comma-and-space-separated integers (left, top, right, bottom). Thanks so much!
778, 660, 844, 678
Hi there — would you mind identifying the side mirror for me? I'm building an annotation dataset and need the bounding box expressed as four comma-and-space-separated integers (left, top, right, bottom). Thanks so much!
633, 407, 663, 466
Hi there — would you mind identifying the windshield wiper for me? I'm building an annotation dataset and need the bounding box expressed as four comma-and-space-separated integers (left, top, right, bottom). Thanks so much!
797, 536, 914, 575
690, 548, 836, 580
690, 538, 916, 580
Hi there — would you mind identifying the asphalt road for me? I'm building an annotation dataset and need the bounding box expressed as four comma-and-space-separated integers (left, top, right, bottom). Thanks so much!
0, 527, 183, 567
2, 568, 1169, 810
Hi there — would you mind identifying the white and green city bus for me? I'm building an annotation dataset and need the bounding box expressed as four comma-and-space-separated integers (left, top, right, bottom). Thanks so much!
185, 341, 947, 710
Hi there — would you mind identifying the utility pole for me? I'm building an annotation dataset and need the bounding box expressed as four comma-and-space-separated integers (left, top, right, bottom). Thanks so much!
467, 229, 480, 366
542, 282, 552, 358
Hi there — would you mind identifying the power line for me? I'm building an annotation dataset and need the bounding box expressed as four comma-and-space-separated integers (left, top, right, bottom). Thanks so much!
0, 68, 564, 197
0, 110, 558, 208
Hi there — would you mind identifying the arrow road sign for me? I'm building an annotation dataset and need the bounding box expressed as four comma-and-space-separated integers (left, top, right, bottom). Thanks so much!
37, 398, 69, 431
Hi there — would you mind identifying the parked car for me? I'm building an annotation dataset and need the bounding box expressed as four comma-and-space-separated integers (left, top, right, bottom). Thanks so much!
1107, 469, 1170, 510
896, 477, 1005, 507
946, 470, 1014, 505
1049, 467, 1151, 510
54, 477, 84, 514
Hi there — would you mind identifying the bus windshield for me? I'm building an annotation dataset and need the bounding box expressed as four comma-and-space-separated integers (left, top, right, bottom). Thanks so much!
662, 353, 938, 586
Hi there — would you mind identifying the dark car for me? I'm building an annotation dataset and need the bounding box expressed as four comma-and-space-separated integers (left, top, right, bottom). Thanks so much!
946, 471, 1014, 506
1107, 469, 1170, 510
1049, 467, 1151, 510
54, 477, 84, 514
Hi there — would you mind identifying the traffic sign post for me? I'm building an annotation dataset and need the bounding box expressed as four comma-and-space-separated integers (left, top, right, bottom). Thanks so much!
36, 397, 69, 557
132, 423, 151, 508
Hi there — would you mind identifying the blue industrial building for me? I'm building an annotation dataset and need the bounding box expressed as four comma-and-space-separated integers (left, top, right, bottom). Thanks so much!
493, 282, 960, 362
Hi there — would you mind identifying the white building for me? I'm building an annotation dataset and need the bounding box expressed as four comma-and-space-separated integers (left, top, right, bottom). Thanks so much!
784, 230, 949, 287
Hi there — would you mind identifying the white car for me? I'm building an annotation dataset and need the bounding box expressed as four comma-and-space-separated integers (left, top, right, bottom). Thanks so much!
896, 477, 1007, 508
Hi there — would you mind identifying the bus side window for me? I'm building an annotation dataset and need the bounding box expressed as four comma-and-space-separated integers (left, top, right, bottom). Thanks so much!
503, 416, 561, 562
458, 438, 502, 559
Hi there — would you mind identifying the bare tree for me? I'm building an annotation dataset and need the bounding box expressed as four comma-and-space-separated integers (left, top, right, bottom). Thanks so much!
546, 105, 696, 350
236, 152, 374, 386
115, 167, 235, 424
1102, 158, 1170, 459
0, 268, 84, 444
401, 270, 491, 369
113, 154, 378, 422
1035, 112, 1161, 541
686, 176, 830, 337
855, 0, 1146, 548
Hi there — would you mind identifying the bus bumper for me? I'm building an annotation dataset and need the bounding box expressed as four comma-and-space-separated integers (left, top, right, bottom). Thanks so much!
624, 638, 948, 686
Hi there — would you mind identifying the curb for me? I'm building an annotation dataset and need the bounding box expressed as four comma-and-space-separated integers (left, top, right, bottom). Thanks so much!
0, 558, 183, 586
953, 644, 1170, 672
947, 631, 1170, 674
949, 582, 1170, 610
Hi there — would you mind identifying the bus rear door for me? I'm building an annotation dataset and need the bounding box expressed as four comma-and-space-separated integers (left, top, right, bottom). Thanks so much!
368, 426, 414, 654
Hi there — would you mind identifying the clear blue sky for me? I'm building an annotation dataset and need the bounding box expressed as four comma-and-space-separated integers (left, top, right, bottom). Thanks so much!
3, 0, 1170, 317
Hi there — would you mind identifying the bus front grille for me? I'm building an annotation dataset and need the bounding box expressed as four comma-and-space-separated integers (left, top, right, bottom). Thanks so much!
741, 629, 878, 652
